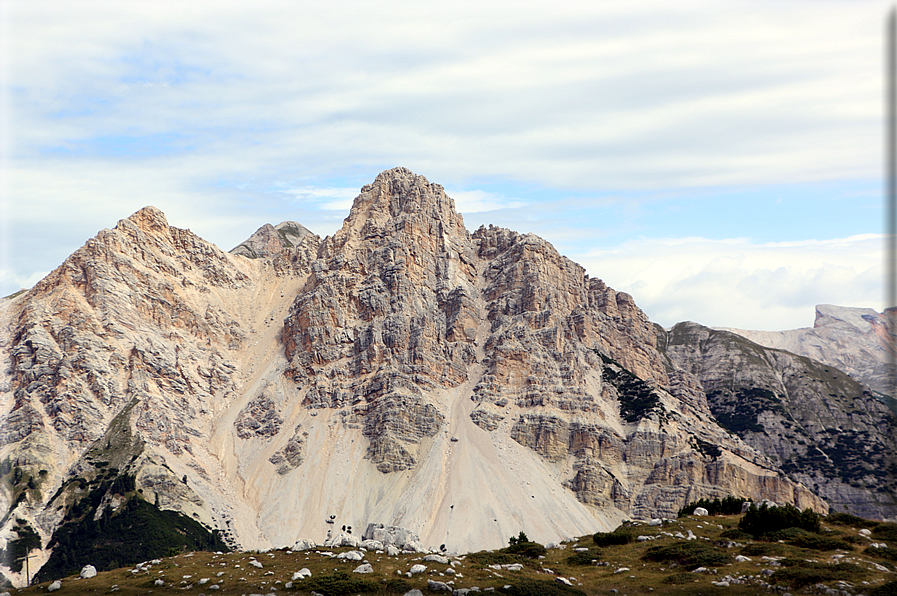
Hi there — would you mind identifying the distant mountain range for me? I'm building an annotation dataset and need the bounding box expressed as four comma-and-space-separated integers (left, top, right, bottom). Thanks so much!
0, 168, 892, 586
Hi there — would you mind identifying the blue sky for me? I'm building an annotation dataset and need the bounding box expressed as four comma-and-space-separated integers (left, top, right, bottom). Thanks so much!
0, 1, 888, 330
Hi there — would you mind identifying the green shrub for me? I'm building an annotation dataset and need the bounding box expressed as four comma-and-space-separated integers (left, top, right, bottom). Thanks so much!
662, 572, 695, 584
565, 550, 599, 565
678, 496, 750, 517
738, 503, 821, 537
383, 578, 412, 593
467, 551, 532, 567
503, 541, 547, 558
786, 533, 854, 551
299, 570, 379, 595
827, 512, 879, 528
770, 560, 867, 589
866, 546, 897, 562
740, 543, 790, 557
719, 529, 753, 541
503, 579, 587, 596
762, 526, 811, 541
593, 529, 634, 547
871, 579, 897, 596
873, 523, 897, 542
642, 541, 733, 570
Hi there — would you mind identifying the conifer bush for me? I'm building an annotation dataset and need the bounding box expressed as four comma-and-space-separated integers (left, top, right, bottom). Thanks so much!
738, 502, 821, 537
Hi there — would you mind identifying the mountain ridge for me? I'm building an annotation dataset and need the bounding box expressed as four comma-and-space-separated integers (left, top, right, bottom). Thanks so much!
1, 167, 882, 586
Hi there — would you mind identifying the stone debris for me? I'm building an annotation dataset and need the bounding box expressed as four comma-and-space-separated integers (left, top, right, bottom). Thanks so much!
423, 554, 450, 564
409, 564, 427, 574
292, 568, 312, 580
427, 579, 452, 591
336, 550, 364, 561
47, 581, 62, 592
353, 563, 374, 573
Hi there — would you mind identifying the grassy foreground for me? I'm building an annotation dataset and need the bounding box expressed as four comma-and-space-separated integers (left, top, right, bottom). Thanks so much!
12, 513, 897, 595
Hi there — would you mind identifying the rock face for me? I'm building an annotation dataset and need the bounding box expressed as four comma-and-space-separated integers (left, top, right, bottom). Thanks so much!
657, 321, 897, 520
230, 221, 314, 259
721, 305, 895, 399
0, 167, 864, 584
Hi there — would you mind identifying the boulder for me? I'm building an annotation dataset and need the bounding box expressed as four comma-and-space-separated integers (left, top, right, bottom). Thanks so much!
353, 564, 374, 574
80, 564, 97, 579
693, 507, 709, 516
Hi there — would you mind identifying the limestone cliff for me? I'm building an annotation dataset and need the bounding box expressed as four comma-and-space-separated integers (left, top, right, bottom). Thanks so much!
0, 168, 845, 585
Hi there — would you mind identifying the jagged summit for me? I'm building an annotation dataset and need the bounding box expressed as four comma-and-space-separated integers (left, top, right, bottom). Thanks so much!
231, 221, 314, 259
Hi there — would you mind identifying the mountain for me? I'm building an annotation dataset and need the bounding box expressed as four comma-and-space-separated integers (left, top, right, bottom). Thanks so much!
657, 321, 897, 520
720, 304, 895, 400
0, 167, 872, 585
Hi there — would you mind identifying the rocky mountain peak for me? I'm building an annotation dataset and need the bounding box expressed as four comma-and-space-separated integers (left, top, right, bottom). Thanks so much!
327, 167, 467, 254
230, 221, 314, 259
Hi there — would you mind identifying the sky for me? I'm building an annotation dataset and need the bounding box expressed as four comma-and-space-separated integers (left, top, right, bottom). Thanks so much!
0, 1, 889, 330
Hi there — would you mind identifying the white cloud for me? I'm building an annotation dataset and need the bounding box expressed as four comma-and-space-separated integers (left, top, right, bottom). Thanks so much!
573, 234, 884, 331
444, 189, 525, 214
0, 0, 888, 330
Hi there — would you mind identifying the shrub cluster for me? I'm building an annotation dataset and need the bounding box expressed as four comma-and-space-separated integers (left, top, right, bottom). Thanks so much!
641, 541, 733, 570
770, 559, 867, 589
593, 528, 634, 547
503, 579, 587, 596
565, 550, 599, 565
738, 502, 821, 537
298, 570, 379, 595
678, 496, 750, 517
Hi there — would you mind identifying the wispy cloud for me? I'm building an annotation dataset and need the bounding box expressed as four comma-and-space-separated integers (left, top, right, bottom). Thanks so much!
0, 0, 888, 329
573, 234, 883, 330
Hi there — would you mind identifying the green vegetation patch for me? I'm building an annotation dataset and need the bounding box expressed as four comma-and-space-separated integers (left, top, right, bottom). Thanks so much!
706, 387, 778, 434
871, 579, 897, 596
641, 541, 733, 570
593, 528, 635, 547
738, 502, 821, 537
503, 579, 587, 596
35, 494, 227, 583
827, 512, 880, 528
0, 519, 41, 572
770, 559, 868, 589
595, 351, 665, 423
719, 528, 753, 541
295, 570, 379, 595
565, 550, 600, 565
874, 523, 897, 543
679, 496, 750, 517
661, 572, 696, 585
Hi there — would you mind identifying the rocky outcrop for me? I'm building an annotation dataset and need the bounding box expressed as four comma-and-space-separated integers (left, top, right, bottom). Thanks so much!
658, 321, 897, 520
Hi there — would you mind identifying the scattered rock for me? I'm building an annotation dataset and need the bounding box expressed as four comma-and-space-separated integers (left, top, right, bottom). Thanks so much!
410, 564, 427, 574
80, 564, 97, 579
47, 581, 62, 592
424, 554, 450, 564
427, 579, 451, 591
354, 563, 374, 574
693, 507, 709, 516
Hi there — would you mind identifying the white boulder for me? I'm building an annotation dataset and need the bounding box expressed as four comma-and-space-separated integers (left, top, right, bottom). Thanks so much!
80, 564, 97, 579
